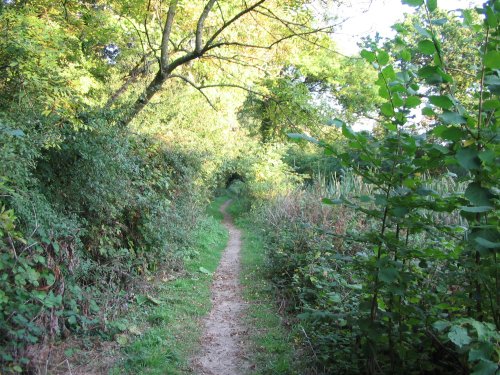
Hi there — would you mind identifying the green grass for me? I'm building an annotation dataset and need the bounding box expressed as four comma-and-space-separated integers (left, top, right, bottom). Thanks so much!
110, 199, 229, 375
206, 195, 229, 221
236, 206, 300, 375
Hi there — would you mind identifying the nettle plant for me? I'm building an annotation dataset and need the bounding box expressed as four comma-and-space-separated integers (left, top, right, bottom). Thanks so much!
316, 0, 498, 373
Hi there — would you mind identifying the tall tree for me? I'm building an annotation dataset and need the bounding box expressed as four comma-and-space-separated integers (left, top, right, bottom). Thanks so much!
107, 0, 337, 125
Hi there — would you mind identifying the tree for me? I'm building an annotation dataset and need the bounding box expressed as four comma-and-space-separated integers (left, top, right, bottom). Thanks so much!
104, 0, 337, 125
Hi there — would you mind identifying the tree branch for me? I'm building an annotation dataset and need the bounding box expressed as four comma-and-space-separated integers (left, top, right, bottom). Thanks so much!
105, 53, 154, 109
160, 0, 179, 75
205, 25, 334, 53
196, 0, 217, 53
169, 74, 217, 110
144, 0, 159, 58
202, 0, 268, 53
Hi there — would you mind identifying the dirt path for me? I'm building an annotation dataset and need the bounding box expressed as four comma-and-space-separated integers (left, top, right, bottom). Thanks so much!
191, 200, 250, 375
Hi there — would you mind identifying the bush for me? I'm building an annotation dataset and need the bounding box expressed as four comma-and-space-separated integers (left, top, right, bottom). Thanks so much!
0, 117, 211, 371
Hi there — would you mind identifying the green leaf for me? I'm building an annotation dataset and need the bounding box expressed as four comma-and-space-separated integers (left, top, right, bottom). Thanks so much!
422, 107, 435, 116
406, 96, 421, 108
287, 133, 319, 144
429, 95, 454, 109
415, 24, 432, 38
41, 292, 62, 308
484, 51, 500, 69
401, 49, 412, 62
391, 93, 403, 108
135, 294, 148, 305
457, 148, 480, 170
482, 99, 500, 111
377, 50, 390, 65
448, 325, 471, 348
432, 18, 448, 26
379, 267, 399, 283
379, 86, 390, 99
384, 122, 397, 131
418, 39, 436, 55
463, 9, 474, 25
382, 65, 396, 80
342, 124, 356, 140
485, 6, 498, 28
361, 50, 376, 63
381, 103, 395, 117
465, 182, 492, 206
439, 112, 466, 124
432, 125, 464, 141
469, 345, 492, 362
471, 359, 498, 375
479, 149, 495, 164
403, 0, 424, 6
433, 320, 450, 331
426, 0, 437, 11
418, 65, 442, 83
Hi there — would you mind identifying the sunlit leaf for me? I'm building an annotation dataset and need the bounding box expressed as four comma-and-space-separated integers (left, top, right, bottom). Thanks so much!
429, 95, 454, 109
439, 112, 466, 124
484, 51, 500, 69
426, 0, 437, 11
377, 50, 390, 65
360, 49, 376, 63
381, 103, 395, 117
403, 0, 424, 7
406, 96, 421, 108
418, 40, 436, 55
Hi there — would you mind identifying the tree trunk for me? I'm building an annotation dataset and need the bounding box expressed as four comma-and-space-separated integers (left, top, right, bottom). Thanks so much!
122, 71, 165, 127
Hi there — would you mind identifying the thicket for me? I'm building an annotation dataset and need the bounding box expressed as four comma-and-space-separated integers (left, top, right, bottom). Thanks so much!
0, 2, 248, 372
250, 1, 500, 374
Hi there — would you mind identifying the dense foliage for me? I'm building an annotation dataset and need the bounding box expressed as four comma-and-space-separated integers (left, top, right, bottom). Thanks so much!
249, 1, 500, 374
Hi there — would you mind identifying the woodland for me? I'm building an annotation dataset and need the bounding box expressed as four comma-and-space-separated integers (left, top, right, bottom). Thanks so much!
0, 0, 498, 374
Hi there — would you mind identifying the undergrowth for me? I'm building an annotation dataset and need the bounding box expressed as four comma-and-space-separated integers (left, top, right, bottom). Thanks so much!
231, 197, 301, 375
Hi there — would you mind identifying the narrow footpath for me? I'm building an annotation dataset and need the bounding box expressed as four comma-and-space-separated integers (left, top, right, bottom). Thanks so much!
191, 200, 250, 375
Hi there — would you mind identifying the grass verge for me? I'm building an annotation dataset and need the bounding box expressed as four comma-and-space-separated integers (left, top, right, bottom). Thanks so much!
109, 197, 229, 375
232, 198, 300, 375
